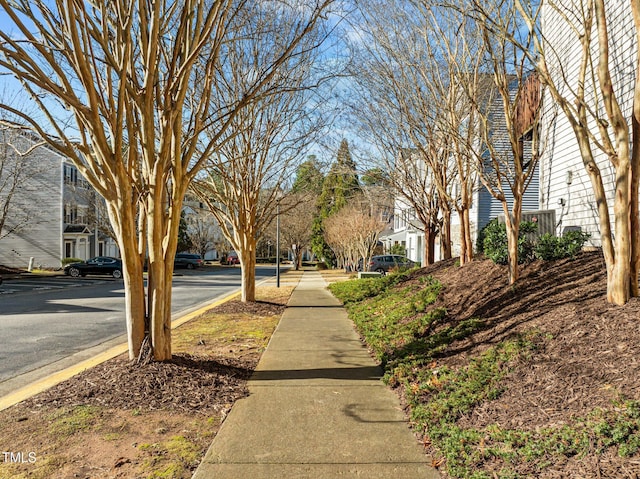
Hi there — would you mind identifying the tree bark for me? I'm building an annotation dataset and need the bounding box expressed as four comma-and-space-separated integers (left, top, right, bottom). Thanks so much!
240, 248, 257, 302
440, 205, 452, 260
456, 175, 474, 266
608, 161, 632, 305
631, 0, 640, 298
463, 207, 474, 263
456, 205, 474, 266
503, 200, 522, 285
106, 198, 145, 359
424, 225, 437, 265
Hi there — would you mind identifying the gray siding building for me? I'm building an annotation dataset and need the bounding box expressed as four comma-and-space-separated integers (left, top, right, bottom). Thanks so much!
0, 131, 117, 269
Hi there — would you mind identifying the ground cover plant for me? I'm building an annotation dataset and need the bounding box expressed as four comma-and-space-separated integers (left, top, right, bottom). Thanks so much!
0, 281, 298, 479
329, 252, 640, 478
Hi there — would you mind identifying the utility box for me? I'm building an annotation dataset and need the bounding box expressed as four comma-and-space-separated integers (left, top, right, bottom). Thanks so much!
358, 271, 382, 279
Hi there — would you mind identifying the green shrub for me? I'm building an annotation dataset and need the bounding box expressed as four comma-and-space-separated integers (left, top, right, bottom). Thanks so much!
389, 243, 406, 256
475, 220, 493, 255
482, 220, 537, 265
481, 219, 507, 263
536, 230, 591, 260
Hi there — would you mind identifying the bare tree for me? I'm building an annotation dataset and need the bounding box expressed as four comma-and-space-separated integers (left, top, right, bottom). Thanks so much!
0, 124, 46, 241
443, 0, 543, 284
277, 193, 316, 270
509, 0, 639, 304
346, 0, 477, 265
186, 210, 218, 260
0, 0, 334, 360
324, 199, 387, 271
192, 3, 331, 302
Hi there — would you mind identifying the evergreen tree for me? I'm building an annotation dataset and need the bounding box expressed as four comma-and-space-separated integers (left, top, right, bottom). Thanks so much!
318, 139, 360, 216
176, 210, 192, 253
292, 155, 324, 194
361, 167, 390, 187
311, 140, 361, 265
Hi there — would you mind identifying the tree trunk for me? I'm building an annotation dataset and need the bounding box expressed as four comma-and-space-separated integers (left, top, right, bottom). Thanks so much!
241, 251, 257, 302
608, 162, 632, 305
505, 219, 519, 285
294, 249, 302, 270
107, 200, 145, 360
594, 0, 635, 304
424, 226, 436, 265
503, 200, 522, 285
146, 188, 180, 361
455, 205, 472, 266
147, 259, 173, 360
120, 241, 146, 360
459, 177, 474, 265
440, 206, 452, 260
238, 234, 257, 302
462, 206, 474, 264
631, 0, 640, 298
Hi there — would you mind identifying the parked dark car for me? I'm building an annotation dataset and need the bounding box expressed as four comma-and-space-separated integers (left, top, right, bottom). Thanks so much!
174, 253, 204, 269
366, 254, 416, 274
64, 256, 123, 279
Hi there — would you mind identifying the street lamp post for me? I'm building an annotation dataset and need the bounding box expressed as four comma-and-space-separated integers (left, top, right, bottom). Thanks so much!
276, 203, 280, 288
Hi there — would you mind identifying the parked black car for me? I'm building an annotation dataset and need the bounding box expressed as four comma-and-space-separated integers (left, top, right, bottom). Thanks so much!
366, 254, 416, 274
174, 253, 204, 269
64, 256, 123, 279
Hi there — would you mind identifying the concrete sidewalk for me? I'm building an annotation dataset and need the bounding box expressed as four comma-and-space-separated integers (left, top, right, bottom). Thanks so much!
193, 271, 439, 479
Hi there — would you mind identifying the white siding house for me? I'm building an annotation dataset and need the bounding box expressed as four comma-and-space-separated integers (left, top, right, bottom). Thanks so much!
384, 78, 540, 262
0, 132, 118, 269
539, 2, 636, 242
385, 196, 431, 264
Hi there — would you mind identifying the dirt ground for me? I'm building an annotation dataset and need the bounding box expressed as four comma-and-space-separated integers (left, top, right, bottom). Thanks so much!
417, 251, 640, 477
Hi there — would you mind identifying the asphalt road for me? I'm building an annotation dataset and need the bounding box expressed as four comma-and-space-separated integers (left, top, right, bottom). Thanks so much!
0, 265, 279, 387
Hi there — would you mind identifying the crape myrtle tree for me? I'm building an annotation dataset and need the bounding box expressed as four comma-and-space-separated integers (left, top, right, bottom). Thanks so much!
186, 210, 219, 260
323, 197, 387, 271
192, 1, 331, 302
511, 0, 640, 304
270, 192, 316, 270
348, 0, 472, 264
444, 0, 543, 284
0, 0, 334, 360
409, 1, 485, 265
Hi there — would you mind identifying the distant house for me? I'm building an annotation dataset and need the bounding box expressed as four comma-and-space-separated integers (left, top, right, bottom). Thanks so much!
382, 76, 540, 264
181, 195, 224, 261
0, 130, 118, 269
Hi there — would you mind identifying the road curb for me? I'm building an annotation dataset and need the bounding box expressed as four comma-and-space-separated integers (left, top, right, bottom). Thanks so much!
0, 288, 243, 412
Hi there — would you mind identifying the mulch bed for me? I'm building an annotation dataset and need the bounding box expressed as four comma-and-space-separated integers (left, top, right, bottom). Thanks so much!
211, 299, 286, 316
21, 354, 254, 415
413, 251, 640, 477
17, 298, 286, 414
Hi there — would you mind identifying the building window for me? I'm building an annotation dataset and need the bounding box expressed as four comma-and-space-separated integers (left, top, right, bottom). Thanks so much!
64, 204, 78, 224
63, 164, 77, 185
64, 164, 90, 189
